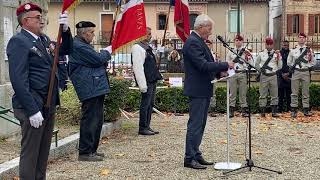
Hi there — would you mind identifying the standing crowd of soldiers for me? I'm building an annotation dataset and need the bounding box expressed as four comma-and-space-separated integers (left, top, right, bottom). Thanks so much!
223, 32, 315, 118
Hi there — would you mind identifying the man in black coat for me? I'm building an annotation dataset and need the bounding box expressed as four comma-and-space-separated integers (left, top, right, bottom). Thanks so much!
6, 3, 72, 179
183, 14, 234, 169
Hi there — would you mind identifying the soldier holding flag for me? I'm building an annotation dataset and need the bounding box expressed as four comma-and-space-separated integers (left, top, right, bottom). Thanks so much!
6, 3, 72, 179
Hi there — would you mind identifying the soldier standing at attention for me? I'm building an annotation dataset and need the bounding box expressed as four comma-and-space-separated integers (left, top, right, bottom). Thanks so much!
287, 33, 316, 118
255, 37, 282, 117
226, 35, 249, 118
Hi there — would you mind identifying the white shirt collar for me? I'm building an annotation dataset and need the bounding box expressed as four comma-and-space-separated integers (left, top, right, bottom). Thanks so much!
23, 28, 39, 40
193, 31, 203, 39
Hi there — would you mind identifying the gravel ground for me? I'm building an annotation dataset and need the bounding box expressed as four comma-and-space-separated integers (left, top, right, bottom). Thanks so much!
46, 112, 320, 180
0, 124, 78, 164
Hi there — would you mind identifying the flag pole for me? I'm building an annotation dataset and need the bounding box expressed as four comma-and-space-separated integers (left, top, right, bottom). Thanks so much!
162, 5, 171, 47
109, 1, 122, 76
158, 4, 171, 69
44, 11, 64, 113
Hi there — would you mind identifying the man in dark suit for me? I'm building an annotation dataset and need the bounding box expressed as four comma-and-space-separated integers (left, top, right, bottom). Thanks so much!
183, 14, 234, 169
6, 3, 72, 179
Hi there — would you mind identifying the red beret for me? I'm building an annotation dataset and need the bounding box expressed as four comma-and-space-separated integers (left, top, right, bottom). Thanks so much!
16, 3, 42, 16
298, 32, 307, 38
235, 34, 243, 41
265, 37, 274, 45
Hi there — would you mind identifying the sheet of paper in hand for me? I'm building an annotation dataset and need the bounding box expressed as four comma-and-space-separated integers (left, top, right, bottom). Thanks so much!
211, 68, 236, 83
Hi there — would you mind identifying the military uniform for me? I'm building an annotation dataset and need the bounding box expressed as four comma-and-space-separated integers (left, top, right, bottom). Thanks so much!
226, 46, 249, 117
287, 44, 315, 117
7, 3, 72, 179
255, 49, 282, 116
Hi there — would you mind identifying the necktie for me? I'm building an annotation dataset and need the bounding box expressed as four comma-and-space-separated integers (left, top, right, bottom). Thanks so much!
300, 48, 303, 53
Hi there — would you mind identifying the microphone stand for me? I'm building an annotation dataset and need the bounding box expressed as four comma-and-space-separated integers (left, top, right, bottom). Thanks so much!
218, 40, 282, 175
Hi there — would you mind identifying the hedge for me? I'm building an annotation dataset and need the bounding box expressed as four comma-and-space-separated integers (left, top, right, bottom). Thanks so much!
123, 83, 320, 114
57, 78, 320, 125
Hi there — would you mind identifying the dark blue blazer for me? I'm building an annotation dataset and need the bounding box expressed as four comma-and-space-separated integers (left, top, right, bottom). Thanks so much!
68, 36, 111, 102
183, 32, 229, 98
7, 29, 72, 117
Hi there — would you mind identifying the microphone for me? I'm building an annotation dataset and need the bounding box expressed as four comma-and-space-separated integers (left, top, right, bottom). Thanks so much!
216, 35, 230, 47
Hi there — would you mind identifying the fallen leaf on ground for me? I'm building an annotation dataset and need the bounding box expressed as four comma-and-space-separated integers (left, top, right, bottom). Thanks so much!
114, 153, 125, 157
254, 150, 263, 155
100, 168, 110, 176
218, 140, 227, 144
287, 147, 303, 155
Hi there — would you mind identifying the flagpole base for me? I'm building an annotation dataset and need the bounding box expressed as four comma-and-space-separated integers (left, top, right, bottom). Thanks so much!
214, 162, 242, 170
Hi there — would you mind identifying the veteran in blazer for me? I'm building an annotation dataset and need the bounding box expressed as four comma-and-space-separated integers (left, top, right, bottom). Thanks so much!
6, 3, 72, 179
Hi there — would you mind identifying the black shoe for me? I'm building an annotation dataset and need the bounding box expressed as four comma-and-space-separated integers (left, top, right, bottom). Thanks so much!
95, 152, 105, 157
78, 153, 103, 161
138, 129, 155, 136
184, 160, 207, 169
148, 128, 159, 134
196, 157, 214, 165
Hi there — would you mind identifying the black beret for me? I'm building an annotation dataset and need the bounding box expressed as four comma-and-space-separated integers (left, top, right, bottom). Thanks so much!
76, 21, 96, 28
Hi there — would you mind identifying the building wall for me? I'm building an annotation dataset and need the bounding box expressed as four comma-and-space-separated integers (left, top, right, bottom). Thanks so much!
283, 0, 320, 39
47, 2, 117, 42
207, 2, 269, 38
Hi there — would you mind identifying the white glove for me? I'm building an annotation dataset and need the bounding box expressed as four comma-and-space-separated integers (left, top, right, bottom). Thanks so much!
58, 12, 68, 32
103, 46, 112, 54
29, 111, 44, 128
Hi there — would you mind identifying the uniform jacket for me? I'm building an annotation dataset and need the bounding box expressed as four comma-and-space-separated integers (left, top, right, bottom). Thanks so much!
182, 32, 229, 98
226, 46, 248, 71
7, 28, 72, 117
69, 36, 111, 102
287, 45, 316, 69
255, 49, 283, 74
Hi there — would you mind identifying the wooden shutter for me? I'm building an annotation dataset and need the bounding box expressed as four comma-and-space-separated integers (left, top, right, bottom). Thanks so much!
309, 14, 315, 35
287, 14, 293, 35
299, 14, 305, 33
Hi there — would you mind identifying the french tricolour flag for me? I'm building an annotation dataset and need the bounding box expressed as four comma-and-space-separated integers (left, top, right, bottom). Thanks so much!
111, 0, 147, 52
170, 0, 190, 42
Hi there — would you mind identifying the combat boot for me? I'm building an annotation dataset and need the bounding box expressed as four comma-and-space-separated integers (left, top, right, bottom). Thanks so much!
260, 107, 266, 117
291, 107, 297, 118
303, 108, 313, 116
229, 106, 235, 118
241, 107, 249, 117
271, 105, 279, 117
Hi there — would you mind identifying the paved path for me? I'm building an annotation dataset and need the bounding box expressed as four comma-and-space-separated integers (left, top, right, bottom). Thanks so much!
47, 113, 320, 179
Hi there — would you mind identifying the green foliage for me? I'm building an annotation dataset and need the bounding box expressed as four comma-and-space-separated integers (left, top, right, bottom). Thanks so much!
58, 81, 320, 124
104, 77, 131, 122
56, 85, 81, 126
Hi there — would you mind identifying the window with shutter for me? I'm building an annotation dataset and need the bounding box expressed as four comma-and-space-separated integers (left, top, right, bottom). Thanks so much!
287, 14, 293, 35
293, 15, 300, 33
309, 14, 315, 35
299, 14, 304, 33
315, 15, 320, 34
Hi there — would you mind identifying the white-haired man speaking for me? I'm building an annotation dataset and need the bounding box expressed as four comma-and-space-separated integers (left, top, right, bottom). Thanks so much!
182, 14, 234, 169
